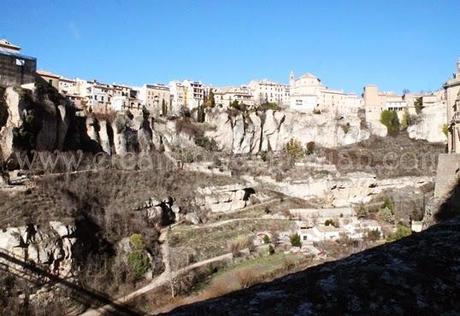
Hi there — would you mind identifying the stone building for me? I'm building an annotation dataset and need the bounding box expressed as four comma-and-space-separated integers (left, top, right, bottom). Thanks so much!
289, 72, 360, 113
169, 81, 186, 114
363, 84, 408, 121
183, 80, 204, 110
248, 79, 290, 107
213, 86, 255, 108
445, 59, 460, 153
139, 84, 170, 115
169, 80, 204, 113
0, 39, 36, 87
36, 70, 60, 89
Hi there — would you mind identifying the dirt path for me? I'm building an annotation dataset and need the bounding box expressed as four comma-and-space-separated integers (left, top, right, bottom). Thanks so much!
80, 228, 232, 316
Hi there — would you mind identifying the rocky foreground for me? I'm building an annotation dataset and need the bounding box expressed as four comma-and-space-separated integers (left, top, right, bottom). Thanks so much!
167, 216, 460, 315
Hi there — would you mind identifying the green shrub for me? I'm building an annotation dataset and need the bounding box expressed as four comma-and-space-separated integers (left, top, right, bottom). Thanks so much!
284, 138, 305, 161
306, 141, 315, 155
268, 244, 275, 255
130, 233, 145, 250
380, 110, 400, 136
378, 207, 394, 224
230, 100, 248, 112
414, 97, 424, 114
387, 223, 411, 242
382, 196, 394, 211
324, 219, 338, 227
194, 135, 218, 151
341, 123, 350, 134
260, 150, 269, 162
263, 235, 271, 244
127, 251, 150, 279
366, 229, 381, 241
290, 233, 302, 248
356, 205, 369, 219
257, 102, 280, 111
442, 124, 448, 137
400, 110, 410, 130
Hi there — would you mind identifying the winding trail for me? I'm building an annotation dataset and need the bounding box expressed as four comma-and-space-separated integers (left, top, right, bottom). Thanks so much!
80, 198, 292, 315
80, 228, 232, 316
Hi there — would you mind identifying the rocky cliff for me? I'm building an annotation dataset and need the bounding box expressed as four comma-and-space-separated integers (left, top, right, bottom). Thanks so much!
408, 104, 447, 143
167, 215, 460, 315
205, 108, 371, 154
0, 83, 446, 165
0, 221, 76, 278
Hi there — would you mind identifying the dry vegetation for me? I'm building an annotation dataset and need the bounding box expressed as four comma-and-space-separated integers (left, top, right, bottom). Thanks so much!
320, 133, 445, 178
168, 218, 294, 270
0, 165, 242, 308
208, 194, 315, 222
128, 252, 311, 314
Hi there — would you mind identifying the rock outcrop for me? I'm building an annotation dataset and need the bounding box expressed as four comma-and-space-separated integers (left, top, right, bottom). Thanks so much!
408, 104, 447, 143
137, 197, 178, 226
0, 83, 446, 165
256, 172, 432, 208
168, 216, 460, 315
0, 86, 73, 162
196, 184, 256, 213
205, 109, 371, 154
0, 221, 76, 278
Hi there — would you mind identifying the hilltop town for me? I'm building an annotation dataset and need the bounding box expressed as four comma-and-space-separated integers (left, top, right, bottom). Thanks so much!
0, 38, 453, 145
1, 37, 460, 315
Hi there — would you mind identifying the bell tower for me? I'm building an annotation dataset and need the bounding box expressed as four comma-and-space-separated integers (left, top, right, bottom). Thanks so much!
289, 71, 295, 87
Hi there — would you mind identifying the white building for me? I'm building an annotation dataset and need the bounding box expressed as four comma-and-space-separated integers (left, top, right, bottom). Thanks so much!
139, 84, 170, 115
290, 207, 354, 225
58, 77, 77, 95
213, 86, 255, 108
301, 225, 342, 242
289, 72, 322, 112
247, 79, 289, 107
289, 72, 361, 113
169, 81, 186, 115
363, 85, 408, 122
169, 80, 204, 114
183, 80, 204, 110
296, 217, 381, 243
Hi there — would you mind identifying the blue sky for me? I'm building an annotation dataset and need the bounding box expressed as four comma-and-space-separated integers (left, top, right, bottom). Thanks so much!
1, 0, 459, 93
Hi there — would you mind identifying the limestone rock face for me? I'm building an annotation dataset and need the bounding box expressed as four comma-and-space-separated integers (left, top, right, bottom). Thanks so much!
367, 121, 388, 137
35, 98, 59, 151
86, 116, 100, 144
408, 104, 447, 143
98, 120, 112, 155
137, 116, 154, 153
112, 114, 129, 155
138, 197, 176, 226
0, 87, 22, 160
196, 184, 256, 213
56, 104, 69, 150
0, 86, 73, 161
0, 222, 76, 278
205, 109, 371, 154
256, 173, 432, 208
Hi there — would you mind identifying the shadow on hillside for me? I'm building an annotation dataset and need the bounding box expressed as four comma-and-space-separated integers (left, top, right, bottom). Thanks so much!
436, 177, 460, 222
0, 249, 142, 315
164, 183, 460, 315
